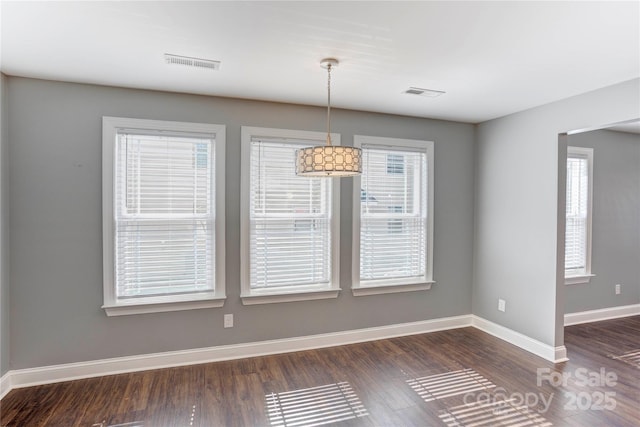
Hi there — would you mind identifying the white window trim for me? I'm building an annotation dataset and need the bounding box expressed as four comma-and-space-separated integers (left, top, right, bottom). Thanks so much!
565, 274, 596, 286
352, 135, 435, 296
564, 146, 594, 286
240, 126, 341, 305
102, 117, 226, 316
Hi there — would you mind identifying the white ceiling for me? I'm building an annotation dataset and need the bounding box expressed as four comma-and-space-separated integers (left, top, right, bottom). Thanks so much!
1, 1, 638, 123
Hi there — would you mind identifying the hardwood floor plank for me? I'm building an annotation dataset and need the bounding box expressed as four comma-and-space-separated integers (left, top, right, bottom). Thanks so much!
220, 372, 265, 427
43, 377, 107, 427
2, 382, 73, 427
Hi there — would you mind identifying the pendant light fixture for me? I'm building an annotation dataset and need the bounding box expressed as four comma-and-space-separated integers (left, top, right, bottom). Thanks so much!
295, 58, 362, 177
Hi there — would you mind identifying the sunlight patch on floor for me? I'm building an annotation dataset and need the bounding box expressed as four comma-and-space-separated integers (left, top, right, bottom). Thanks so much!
609, 349, 640, 368
92, 422, 144, 427
266, 381, 368, 427
407, 368, 496, 402
439, 398, 552, 427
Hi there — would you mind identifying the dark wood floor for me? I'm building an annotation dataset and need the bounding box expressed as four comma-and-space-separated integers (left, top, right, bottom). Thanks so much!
2, 316, 639, 426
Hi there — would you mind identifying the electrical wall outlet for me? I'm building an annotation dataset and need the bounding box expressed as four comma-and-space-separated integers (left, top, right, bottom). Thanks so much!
224, 314, 234, 328
498, 298, 506, 312
615, 284, 621, 295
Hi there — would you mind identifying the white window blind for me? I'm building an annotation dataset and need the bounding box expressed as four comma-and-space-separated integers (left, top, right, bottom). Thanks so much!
565, 148, 592, 277
358, 143, 429, 285
249, 138, 332, 289
240, 127, 340, 304
115, 132, 215, 299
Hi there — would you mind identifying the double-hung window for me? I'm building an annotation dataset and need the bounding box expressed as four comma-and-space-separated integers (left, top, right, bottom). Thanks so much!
352, 136, 434, 296
240, 127, 340, 304
565, 146, 594, 285
102, 117, 226, 315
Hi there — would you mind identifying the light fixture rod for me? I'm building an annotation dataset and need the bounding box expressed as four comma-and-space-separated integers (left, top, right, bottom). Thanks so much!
326, 62, 332, 146
320, 58, 338, 147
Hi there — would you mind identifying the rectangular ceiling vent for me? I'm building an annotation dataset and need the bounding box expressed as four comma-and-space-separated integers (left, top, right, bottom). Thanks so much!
404, 87, 445, 97
164, 54, 221, 71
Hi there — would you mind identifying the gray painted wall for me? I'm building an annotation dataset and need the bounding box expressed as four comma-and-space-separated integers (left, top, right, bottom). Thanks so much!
7, 77, 475, 370
1, 73, 9, 376
474, 78, 640, 349
565, 129, 640, 313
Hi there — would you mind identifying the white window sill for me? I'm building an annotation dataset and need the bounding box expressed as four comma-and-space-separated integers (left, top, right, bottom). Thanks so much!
103, 293, 226, 316
565, 274, 595, 286
352, 281, 434, 297
241, 288, 341, 305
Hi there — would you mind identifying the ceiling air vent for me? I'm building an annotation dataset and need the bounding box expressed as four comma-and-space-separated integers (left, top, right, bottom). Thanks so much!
164, 54, 221, 71
404, 87, 445, 97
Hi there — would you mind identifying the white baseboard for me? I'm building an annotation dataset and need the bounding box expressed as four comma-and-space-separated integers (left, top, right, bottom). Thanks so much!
564, 303, 640, 326
471, 315, 568, 363
2, 313, 582, 397
0, 371, 11, 400
6, 314, 473, 391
